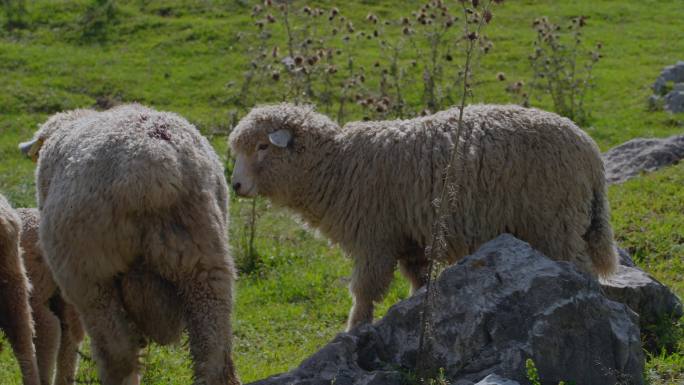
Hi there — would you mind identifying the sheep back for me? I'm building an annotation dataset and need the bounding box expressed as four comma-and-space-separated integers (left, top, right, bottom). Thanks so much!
335, 104, 615, 274
36, 104, 231, 291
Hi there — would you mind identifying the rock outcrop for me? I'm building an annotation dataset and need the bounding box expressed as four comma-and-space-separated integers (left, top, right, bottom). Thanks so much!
250, 235, 644, 385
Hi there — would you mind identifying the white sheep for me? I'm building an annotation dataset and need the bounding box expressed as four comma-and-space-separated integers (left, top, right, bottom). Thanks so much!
20, 104, 239, 385
0, 194, 40, 385
18, 208, 84, 385
229, 103, 618, 330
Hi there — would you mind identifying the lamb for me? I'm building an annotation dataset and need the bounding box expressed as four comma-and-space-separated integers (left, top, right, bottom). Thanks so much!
229, 103, 618, 330
0, 194, 40, 385
19, 104, 239, 385
18, 208, 84, 385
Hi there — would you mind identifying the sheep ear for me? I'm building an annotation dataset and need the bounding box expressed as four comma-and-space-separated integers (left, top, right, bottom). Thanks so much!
268, 129, 292, 148
19, 138, 43, 163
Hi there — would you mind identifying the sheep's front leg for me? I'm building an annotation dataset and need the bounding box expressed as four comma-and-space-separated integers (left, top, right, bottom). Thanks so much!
74, 282, 142, 385
347, 254, 397, 331
179, 266, 239, 385
54, 301, 84, 385
32, 300, 60, 385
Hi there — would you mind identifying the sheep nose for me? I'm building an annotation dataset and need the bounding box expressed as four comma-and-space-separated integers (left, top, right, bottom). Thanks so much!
232, 182, 241, 192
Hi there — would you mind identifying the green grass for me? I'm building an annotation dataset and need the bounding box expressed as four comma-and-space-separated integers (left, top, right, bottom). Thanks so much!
610, 163, 684, 385
0, 0, 682, 384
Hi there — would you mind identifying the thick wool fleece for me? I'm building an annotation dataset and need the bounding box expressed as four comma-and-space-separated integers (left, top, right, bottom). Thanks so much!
33, 104, 238, 385
0, 195, 40, 385
229, 103, 618, 329
18, 208, 84, 385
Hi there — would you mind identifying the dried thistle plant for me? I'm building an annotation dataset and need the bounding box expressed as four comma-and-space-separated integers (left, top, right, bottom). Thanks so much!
528, 15, 602, 125
230, 0, 501, 125
1, 0, 28, 30
416, 0, 501, 378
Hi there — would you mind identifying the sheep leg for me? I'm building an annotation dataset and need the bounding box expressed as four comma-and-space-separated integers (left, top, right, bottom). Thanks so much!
347, 255, 397, 331
0, 281, 41, 385
54, 300, 84, 385
179, 267, 239, 385
398, 255, 430, 295
32, 300, 60, 385
75, 283, 142, 385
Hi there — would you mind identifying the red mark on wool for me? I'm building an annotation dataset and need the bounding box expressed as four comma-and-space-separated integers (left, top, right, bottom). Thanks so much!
149, 124, 171, 141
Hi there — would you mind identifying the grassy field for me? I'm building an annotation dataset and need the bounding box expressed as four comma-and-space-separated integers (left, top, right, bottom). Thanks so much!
0, 1, 682, 384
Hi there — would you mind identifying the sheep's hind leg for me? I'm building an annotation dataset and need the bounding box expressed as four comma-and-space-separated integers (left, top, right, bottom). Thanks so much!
398, 254, 430, 295
32, 299, 60, 385
53, 299, 84, 385
178, 266, 239, 385
347, 254, 397, 331
74, 282, 142, 385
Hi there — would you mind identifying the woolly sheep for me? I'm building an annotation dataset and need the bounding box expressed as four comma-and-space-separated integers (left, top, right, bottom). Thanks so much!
18, 208, 84, 385
0, 194, 40, 385
229, 103, 618, 330
20, 104, 239, 385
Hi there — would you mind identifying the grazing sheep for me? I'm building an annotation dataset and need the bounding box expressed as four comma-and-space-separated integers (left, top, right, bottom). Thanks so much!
0, 194, 40, 385
20, 104, 239, 385
229, 103, 618, 330
18, 208, 84, 385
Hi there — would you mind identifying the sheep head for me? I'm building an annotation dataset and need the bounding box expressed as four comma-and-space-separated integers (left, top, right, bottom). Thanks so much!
228, 103, 339, 202
19, 109, 96, 162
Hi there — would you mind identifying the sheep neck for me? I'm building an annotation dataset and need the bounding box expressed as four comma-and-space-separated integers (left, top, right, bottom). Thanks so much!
285, 134, 348, 234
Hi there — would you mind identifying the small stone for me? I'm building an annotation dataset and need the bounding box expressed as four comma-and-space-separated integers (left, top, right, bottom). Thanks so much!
653, 77, 667, 95
648, 94, 662, 109
664, 90, 684, 113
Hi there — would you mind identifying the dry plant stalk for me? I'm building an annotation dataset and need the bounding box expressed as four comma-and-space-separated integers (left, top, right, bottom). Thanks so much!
416, 0, 500, 377
230, 0, 499, 125
529, 15, 602, 125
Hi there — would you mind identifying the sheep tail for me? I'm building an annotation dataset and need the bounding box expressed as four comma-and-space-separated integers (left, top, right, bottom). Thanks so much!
584, 187, 619, 277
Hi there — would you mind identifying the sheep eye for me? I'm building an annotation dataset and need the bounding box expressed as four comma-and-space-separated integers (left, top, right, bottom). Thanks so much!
257, 143, 269, 151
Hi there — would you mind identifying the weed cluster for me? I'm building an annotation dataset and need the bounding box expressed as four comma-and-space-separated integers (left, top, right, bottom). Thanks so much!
1, 0, 27, 30
80, 0, 118, 43
228, 0, 498, 124
527, 15, 602, 126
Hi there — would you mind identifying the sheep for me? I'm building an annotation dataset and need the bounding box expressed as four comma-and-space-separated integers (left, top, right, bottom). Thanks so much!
19, 104, 239, 385
228, 103, 618, 331
0, 194, 40, 385
17, 208, 84, 385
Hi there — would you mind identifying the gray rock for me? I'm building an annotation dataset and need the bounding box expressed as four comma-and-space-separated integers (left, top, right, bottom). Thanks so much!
618, 247, 636, 267
474, 375, 521, 385
664, 90, 684, 113
601, 265, 683, 327
648, 94, 662, 110
653, 77, 667, 95
603, 134, 684, 184
249, 235, 644, 385
653, 61, 684, 94
601, 247, 682, 351
661, 61, 684, 82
